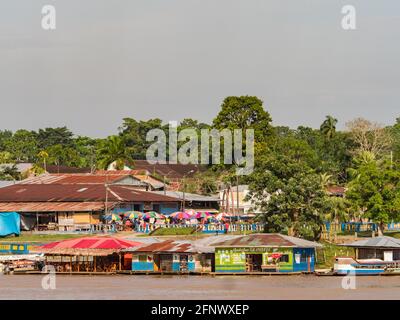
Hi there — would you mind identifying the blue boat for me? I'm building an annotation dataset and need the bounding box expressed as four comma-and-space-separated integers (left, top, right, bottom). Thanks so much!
334, 257, 390, 275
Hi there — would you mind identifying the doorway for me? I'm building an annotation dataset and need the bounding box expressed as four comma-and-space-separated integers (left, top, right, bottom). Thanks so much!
245, 254, 263, 272
179, 255, 189, 272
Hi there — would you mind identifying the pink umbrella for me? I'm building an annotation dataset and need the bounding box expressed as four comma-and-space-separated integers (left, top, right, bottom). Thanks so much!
216, 212, 234, 220
170, 211, 192, 220
195, 212, 211, 219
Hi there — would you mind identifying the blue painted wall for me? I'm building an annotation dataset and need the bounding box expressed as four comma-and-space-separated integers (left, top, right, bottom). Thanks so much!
132, 261, 154, 271
160, 204, 179, 215
292, 248, 315, 272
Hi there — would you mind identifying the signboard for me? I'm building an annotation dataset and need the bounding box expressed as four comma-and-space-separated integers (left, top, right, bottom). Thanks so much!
0, 243, 30, 254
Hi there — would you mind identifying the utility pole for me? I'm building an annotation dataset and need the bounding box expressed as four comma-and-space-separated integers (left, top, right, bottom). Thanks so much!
182, 170, 194, 212
236, 175, 240, 220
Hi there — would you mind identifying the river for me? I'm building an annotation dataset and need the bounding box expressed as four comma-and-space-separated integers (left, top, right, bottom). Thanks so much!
1, 274, 400, 299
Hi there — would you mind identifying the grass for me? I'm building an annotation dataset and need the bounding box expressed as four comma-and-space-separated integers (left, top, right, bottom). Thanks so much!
0, 233, 92, 243
150, 227, 196, 236
316, 241, 354, 269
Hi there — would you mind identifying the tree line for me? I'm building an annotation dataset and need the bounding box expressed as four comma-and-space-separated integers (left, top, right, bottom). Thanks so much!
1, 96, 400, 239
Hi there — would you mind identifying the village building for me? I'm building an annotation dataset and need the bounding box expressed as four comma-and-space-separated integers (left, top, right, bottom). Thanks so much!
219, 185, 263, 217
211, 234, 321, 273
0, 183, 181, 231
151, 191, 220, 212
127, 239, 215, 273
104, 160, 205, 190
341, 236, 400, 261
33, 236, 142, 272
19, 171, 164, 191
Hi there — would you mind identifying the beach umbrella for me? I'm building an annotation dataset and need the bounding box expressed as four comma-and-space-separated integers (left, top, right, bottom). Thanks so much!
104, 214, 121, 222
216, 212, 234, 220
195, 212, 211, 219
170, 211, 192, 220
123, 211, 143, 219
185, 209, 197, 217
143, 211, 165, 219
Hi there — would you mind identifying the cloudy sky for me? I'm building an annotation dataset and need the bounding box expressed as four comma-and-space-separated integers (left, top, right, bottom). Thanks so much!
0, 0, 399, 137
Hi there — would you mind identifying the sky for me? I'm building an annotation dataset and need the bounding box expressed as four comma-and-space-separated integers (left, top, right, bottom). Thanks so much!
0, 0, 399, 137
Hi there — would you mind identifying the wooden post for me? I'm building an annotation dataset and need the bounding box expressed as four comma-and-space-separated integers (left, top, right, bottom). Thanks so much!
70, 256, 72, 274
119, 253, 122, 271
94, 256, 96, 272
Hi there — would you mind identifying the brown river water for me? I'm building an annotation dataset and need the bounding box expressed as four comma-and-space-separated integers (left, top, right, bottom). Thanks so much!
1, 275, 400, 300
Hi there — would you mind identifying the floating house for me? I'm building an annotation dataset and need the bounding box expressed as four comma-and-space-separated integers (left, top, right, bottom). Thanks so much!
341, 236, 400, 261
127, 239, 214, 273
211, 234, 322, 273
35, 236, 142, 272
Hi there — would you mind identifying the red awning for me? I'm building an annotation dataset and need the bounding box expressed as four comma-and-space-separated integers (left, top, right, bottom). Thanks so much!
42, 237, 142, 250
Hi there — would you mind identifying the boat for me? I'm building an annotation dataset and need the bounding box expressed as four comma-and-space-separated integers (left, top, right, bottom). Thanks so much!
333, 257, 390, 275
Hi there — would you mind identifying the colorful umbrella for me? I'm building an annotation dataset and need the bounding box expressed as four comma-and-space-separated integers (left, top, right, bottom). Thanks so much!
143, 211, 165, 219
195, 212, 211, 219
185, 209, 197, 217
170, 211, 192, 220
216, 212, 234, 220
104, 214, 121, 222
123, 211, 143, 219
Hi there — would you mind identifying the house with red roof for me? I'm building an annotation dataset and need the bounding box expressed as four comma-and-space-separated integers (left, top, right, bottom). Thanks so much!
0, 183, 181, 231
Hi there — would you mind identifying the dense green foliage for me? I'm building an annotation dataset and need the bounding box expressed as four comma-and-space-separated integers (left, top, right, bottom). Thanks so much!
1, 96, 400, 239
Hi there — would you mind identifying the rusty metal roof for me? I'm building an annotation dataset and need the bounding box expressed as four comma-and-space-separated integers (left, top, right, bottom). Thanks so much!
21, 174, 134, 185
211, 234, 322, 248
0, 201, 114, 212
127, 161, 205, 179
126, 239, 214, 253
0, 184, 181, 203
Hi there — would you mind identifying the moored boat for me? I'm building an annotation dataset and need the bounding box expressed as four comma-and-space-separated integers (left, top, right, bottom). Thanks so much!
333, 257, 390, 275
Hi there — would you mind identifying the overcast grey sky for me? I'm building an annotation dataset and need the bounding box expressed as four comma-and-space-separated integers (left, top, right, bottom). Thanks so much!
0, 0, 399, 137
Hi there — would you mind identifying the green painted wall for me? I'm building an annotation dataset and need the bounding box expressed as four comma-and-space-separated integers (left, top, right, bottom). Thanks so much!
215, 247, 294, 272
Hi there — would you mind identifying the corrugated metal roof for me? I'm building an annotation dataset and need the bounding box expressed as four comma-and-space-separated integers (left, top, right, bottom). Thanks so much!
0, 184, 181, 203
128, 161, 205, 179
210, 233, 322, 248
126, 239, 214, 253
21, 174, 133, 185
342, 236, 400, 248
134, 175, 164, 189
151, 191, 220, 202
0, 201, 114, 212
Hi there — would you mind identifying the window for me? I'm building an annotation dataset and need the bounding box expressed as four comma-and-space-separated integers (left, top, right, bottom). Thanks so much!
138, 255, 147, 262
279, 255, 289, 263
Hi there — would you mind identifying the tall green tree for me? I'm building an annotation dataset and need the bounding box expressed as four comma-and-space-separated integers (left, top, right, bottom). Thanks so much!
212, 96, 273, 142
97, 135, 134, 170
248, 138, 331, 240
119, 118, 167, 159
4, 130, 38, 162
37, 127, 74, 150
320, 115, 338, 139
346, 154, 400, 235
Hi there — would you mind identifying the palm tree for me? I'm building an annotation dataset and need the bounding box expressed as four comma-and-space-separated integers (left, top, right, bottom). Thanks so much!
320, 115, 338, 139
320, 172, 333, 190
37, 150, 49, 171
97, 135, 134, 170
